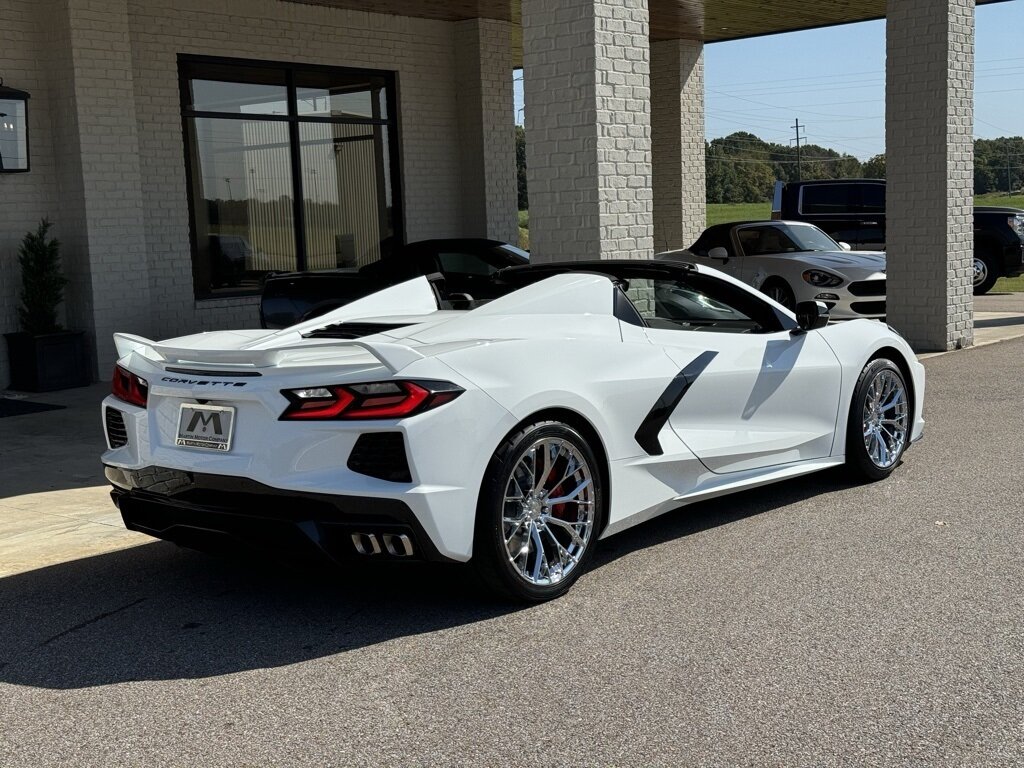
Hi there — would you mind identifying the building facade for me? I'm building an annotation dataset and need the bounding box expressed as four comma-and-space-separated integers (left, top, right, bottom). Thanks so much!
0, 0, 518, 384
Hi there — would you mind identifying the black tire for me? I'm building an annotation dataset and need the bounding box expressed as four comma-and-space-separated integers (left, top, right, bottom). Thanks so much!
973, 250, 1000, 295
761, 278, 796, 311
473, 420, 606, 602
845, 358, 911, 482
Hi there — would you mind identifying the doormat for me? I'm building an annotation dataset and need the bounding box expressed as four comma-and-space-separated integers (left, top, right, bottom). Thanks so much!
0, 399, 67, 418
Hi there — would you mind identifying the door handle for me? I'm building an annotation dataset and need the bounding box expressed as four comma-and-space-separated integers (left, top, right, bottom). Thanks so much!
861, 221, 878, 225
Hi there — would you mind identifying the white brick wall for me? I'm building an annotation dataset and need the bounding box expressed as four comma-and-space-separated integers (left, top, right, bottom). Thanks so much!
522, 0, 654, 262
886, 0, 975, 351
651, 38, 705, 253
454, 18, 519, 245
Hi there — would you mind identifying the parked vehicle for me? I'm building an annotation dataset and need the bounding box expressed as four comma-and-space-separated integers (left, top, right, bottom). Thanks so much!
102, 259, 925, 602
771, 178, 1024, 295
663, 221, 887, 319
260, 238, 529, 328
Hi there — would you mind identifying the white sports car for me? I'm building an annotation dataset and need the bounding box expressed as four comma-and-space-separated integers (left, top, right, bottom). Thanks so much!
102, 259, 924, 601
662, 221, 887, 320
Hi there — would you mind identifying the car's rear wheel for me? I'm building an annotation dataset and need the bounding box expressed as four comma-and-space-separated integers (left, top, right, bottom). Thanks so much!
473, 421, 605, 602
973, 250, 999, 295
761, 278, 796, 311
846, 359, 910, 481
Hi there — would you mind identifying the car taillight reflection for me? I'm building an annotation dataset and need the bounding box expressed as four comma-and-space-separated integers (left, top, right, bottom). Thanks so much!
280, 380, 463, 420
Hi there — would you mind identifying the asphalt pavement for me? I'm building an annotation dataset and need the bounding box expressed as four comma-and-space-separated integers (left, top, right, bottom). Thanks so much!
1, 332, 1023, 766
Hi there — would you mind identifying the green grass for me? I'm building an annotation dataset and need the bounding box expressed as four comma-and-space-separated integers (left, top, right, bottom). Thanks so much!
974, 192, 1024, 209
706, 202, 771, 226
994, 275, 1024, 292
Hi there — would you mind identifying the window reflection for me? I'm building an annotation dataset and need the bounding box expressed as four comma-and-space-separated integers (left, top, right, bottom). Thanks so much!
187, 118, 297, 294
295, 71, 388, 120
300, 122, 393, 269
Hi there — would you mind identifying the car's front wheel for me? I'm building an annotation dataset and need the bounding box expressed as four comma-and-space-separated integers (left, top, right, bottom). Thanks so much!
473, 420, 605, 602
846, 359, 911, 481
761, 278, 796, 311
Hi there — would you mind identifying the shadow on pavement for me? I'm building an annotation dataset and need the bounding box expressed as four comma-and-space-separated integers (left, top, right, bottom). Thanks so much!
0, 467, 858, 690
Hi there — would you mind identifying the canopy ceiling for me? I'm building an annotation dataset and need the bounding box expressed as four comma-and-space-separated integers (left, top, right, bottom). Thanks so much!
290, 0, 1007, 63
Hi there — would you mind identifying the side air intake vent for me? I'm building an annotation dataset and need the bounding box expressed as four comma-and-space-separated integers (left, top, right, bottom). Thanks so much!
347, 432, 411, 483
105, 407, 128, 448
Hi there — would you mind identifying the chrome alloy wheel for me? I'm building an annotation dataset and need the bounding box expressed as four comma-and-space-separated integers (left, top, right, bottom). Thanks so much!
861, 368, 909, 469
973, 257, 988, 287
502, 437, 596, 586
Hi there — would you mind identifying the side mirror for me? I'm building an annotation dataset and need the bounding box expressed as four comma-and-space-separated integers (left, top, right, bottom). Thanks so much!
795, 300, 830, 331
707, 246, 730, 262
838, 241, 852, 251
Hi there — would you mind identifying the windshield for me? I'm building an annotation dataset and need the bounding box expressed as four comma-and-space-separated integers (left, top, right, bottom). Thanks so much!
498, 244, 530, 262
737, 223, 840, 255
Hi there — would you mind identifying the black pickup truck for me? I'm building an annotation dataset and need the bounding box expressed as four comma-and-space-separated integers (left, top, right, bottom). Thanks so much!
771, 179, 1024, 294
260, 238, 529, 328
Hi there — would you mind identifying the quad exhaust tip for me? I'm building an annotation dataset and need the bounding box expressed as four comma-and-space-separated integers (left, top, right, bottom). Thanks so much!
350, 532, 414, 558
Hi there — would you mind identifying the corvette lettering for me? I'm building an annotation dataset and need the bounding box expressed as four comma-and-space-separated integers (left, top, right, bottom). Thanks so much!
161, 377, 246, 387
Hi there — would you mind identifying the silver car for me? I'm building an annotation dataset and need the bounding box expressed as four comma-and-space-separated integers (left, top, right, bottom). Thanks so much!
661, 221, 887, 320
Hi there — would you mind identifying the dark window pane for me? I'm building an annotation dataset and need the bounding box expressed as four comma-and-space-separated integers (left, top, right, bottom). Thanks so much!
187, 117, 297, 296
861, 184, 886, 213
437, 252, 498, 276
295, 70, 388, 120
299, 121, 393, 269
0, 99, 28, 170
799, 185, 854, 215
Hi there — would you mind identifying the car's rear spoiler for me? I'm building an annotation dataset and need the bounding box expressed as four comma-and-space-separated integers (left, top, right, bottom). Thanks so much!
113, 333, 425, 374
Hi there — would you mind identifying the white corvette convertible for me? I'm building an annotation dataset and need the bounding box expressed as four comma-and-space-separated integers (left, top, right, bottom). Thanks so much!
663, 221, 887, 320
102, 260, 924, 601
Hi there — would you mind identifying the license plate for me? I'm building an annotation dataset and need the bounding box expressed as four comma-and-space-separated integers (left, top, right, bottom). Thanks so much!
176, 403, 235, 452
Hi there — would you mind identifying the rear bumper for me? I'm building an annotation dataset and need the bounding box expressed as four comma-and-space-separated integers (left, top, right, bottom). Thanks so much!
106, 465, 456, 564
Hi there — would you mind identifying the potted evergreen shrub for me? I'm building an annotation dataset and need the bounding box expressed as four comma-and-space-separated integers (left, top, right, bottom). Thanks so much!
4, 219, 89, 391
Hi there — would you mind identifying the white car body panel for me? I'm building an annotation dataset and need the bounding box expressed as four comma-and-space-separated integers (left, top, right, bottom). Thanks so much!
102, 264, 924, 563
653, 329, 842, 473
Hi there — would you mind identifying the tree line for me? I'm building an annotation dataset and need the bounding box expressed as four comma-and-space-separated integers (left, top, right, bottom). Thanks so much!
514, 127, 1022, 209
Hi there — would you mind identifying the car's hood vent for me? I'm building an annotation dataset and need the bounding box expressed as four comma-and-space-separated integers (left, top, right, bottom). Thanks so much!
302, 321, 412, 339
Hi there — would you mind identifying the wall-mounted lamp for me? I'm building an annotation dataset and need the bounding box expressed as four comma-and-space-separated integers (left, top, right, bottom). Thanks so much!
0, 78, 31, 173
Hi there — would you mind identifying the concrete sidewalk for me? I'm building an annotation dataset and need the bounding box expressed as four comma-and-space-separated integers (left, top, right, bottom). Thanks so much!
0, 383, 148, 578
2, 292, 1022, 579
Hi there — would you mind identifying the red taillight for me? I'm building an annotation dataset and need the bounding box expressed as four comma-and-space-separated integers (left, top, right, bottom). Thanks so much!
280, 380, 463, 421
111, 364, 148, 407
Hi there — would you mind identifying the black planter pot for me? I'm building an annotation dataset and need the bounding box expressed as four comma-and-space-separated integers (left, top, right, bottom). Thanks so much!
4, 330, 91, 392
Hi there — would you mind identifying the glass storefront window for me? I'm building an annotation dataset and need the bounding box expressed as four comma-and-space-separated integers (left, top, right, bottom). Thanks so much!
180, 57, 401, 298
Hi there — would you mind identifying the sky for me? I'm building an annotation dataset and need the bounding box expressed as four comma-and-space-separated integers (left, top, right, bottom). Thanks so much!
513, 1, 1023, 160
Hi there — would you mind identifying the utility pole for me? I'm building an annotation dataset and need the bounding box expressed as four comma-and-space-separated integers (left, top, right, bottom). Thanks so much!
791, 119, 804, 181
1008, 146, 1013, 197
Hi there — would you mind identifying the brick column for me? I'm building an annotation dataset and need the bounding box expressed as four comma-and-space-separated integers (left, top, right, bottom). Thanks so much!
886, 0, 974, 351
651, 39, 705, 253
522, 0, 653, 262
454, 18, 518, 245
44, 0, 151, 376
